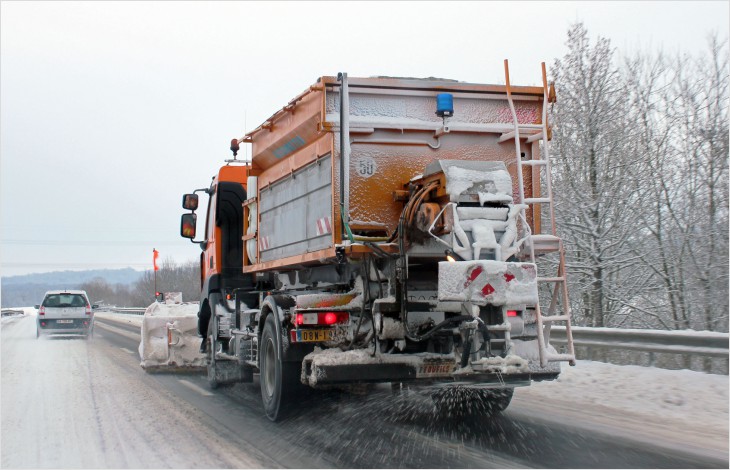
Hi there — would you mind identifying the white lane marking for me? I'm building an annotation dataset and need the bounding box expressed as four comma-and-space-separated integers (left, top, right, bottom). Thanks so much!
94, 320, 139, 341
178, 379, 214, 397
120, 348, 134, 354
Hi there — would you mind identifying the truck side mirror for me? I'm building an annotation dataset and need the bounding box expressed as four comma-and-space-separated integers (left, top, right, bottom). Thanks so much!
181, 213, 197, 239
182, 194, 199, 211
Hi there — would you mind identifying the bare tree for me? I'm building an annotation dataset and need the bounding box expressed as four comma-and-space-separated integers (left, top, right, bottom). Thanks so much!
666, 35, 729, 332
130, 258, 201, 307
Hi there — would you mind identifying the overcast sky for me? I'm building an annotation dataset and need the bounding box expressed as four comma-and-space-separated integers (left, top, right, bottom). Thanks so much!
1, 1, 728, 277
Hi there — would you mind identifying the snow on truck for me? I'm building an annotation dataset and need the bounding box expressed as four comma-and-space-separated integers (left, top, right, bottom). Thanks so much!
175, 61, 576, 421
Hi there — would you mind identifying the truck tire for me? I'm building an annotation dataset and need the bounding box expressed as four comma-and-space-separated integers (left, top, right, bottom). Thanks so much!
206, 314, 220, 389
259, 313, 298, 421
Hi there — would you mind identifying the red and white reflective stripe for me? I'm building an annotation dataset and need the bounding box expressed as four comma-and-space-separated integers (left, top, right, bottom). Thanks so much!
463, 266, 495, 297
259, 236, 271, 251
316, 216, 332, 236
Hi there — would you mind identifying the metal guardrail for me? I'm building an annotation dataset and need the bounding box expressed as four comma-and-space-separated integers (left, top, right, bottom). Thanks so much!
93, 308, 728, 372
549, 326, 729, 356
1, 309, 25, 317
103, 307, 146, 315
550, 325, 729, 374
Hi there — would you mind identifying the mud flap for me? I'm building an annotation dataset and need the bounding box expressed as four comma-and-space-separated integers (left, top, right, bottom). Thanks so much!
211, 358, 253, 384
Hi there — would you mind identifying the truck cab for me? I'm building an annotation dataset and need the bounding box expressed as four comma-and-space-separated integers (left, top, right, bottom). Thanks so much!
181, 163, 255, 345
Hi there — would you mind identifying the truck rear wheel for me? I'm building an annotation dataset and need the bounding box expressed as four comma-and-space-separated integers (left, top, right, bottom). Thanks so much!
260, 314, 298, 421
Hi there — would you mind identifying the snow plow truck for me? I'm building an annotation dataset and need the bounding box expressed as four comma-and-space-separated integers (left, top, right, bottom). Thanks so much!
177, 61, 576, 421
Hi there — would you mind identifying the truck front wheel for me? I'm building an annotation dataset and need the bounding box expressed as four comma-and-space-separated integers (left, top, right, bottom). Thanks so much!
260, 314, 298, 421
206, 314, 220, 389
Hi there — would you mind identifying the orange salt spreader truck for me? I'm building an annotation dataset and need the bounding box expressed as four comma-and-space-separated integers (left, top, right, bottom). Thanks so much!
179, 62, 576, 421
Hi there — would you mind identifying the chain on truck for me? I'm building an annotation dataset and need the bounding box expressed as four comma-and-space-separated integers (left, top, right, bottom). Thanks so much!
178, 62, 576, 421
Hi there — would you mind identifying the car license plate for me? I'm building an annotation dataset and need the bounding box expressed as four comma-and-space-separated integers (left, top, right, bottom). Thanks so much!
57, 320, 73, 324
294, 329, 334, 343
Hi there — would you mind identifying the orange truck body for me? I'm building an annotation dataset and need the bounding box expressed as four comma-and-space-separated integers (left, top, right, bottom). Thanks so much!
240, 75, 545, 274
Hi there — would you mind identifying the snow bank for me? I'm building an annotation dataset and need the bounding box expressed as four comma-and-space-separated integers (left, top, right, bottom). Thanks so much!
518, 360, 729, 450
138, 301, 205, 370
1, 307, 37, 324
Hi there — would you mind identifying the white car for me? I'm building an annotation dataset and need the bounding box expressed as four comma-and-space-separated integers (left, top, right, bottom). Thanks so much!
35, 290, 95, 338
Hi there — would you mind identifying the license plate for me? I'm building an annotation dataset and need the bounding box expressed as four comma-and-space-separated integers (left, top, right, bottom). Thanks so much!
57, 320, 73, 324
294, 329, 334, 343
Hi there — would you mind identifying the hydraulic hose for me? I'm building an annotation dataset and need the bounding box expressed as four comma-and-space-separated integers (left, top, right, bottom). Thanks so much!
403, 315, 473, 343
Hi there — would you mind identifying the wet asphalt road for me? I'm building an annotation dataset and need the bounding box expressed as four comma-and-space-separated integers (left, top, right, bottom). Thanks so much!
8, 314, 727, 469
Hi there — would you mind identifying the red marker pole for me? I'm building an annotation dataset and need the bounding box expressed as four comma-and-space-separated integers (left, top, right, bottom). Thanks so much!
153, 249, 160, 301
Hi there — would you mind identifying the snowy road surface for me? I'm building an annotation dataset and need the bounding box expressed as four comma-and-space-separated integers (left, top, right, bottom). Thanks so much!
2, 311, 727, 468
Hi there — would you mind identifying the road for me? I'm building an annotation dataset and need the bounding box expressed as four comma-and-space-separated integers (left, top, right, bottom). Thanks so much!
2, 313, 727, 469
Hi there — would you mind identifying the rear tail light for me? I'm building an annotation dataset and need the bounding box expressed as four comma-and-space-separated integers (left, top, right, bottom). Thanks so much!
40, 321, 46, 326
85, 304, 91, 315
507, 310, 519, 317
39, 306, 45, 316
294, 312, 350, 326
83, 320, 89, 326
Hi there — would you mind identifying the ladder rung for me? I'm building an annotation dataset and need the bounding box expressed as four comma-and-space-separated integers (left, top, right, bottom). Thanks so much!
498, 131, 516, 143
526, 132, 544, 143
499, 129, 542, 143
520, 159, 548, 166
541, 315, 570, 323
486, 324, 510, 331
538, 276, 565, 282
524, 197, 552, 204
544, 353, 575, 362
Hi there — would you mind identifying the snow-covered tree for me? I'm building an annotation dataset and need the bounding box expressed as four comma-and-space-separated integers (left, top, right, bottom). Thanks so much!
550, 25, 728, 333
550, 23, 644, 327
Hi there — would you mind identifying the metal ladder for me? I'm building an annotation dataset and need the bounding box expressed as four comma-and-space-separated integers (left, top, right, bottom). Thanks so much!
503, 60, 576, 367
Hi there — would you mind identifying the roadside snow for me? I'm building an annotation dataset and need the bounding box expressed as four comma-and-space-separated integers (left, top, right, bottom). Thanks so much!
94, 310, 144, 327
515, 360, 729, 456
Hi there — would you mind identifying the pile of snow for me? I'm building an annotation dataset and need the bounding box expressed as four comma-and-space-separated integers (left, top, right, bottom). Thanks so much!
527, 360, 728, 420
138, 301, 204, 370
517, 360, 729, 452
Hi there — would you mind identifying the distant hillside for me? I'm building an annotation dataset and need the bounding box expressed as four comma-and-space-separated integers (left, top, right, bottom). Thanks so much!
1, 268, 143, 307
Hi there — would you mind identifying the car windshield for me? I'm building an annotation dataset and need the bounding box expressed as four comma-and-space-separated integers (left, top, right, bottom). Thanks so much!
42, 294, 87, 308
